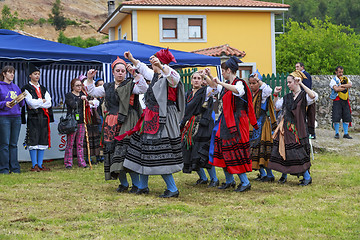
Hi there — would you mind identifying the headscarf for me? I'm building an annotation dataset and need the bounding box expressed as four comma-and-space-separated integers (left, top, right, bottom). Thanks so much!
155, 48, 176, 65
225, 56, 242, 72
249, 69, 263, 81
78, 74, 87, 81
111, 56, 126, 70
94, 77, 104, 86
289, 70, 307, 80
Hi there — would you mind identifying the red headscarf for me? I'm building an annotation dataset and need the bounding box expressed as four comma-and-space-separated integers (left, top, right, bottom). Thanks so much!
155, 48, 177, 65
111, 56, 126, 70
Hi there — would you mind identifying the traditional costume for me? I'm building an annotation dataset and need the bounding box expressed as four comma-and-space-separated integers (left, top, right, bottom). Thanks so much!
269, 71, 318, 184
120, 49, 185, 197
329, 75, 352, 139
82, 96, 101, 163
85, 57, 148, 192
249, 76, 277, 181
22, 63, 53, 171
212, 56, 258, 192
181, 85, 218, 187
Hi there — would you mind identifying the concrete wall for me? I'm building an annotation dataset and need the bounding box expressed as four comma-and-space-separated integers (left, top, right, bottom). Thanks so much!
312, 75, 360, 131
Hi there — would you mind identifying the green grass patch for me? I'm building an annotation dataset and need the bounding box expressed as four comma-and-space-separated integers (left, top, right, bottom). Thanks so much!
0, 152, 359, 239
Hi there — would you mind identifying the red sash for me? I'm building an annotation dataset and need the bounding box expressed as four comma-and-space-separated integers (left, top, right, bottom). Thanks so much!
33, 86, 51, 148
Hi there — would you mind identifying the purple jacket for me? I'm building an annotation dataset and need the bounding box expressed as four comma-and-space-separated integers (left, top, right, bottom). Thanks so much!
0, 81, 25, 117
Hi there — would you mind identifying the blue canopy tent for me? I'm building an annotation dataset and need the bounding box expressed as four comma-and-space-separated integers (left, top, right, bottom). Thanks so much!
0, 29, 112, 63
0, 29, 114, 105
88, 40, 221, 85
88, 39, 221, 68
0, 29, 118, 162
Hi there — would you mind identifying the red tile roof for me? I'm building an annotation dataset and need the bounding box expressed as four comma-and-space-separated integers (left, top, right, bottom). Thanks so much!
192, 44, 246, 58
122, 0, 290, 8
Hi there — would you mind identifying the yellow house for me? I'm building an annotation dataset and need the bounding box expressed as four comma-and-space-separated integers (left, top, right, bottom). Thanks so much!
99, 0, 289, 75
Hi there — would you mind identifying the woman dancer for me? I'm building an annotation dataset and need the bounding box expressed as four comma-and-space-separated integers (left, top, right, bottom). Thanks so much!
211, 56, 258, 192
248, 72, 277, 182
122, 49, 185, 198
84, 57, 147, 193
269, 71, 318, 186
181, 69, 219, 187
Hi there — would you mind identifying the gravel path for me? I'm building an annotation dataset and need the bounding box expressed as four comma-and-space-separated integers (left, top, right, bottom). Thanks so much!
312, 128, 360, 155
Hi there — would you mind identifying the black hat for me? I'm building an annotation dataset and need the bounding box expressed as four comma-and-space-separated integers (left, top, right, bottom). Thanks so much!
225, 56, 243, 72
28, 63, 40, 75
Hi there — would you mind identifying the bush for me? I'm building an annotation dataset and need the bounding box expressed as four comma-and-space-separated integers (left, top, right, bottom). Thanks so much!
0, 5, 20, 29
49, 0, 67, 31
58, 31, 103, 48
276, 17, 360, 74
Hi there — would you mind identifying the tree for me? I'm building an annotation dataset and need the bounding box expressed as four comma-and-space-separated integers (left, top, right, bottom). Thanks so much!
276, 18, 360, 75
49, 0, 67, 31
317, 0, 327, 19
260, 0, 360, 33
0, 5, 20, 29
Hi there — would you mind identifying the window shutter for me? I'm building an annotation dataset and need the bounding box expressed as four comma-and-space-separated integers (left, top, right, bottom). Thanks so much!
163, 18, 177, 29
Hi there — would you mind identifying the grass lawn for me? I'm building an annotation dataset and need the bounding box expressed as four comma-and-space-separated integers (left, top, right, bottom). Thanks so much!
0, 152, 359, 239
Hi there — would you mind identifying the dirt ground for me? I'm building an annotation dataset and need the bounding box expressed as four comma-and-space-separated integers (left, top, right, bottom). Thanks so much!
312, 128, 360, 156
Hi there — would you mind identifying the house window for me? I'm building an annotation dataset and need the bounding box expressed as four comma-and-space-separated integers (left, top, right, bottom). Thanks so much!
159, 15, 207, 43
237, 63, 257, 80
188, 19, 202, 39
162, 18, 177, 39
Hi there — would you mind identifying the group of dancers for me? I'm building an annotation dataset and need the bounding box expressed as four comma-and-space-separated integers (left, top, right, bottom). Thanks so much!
0, 48, 318, 197
82, 48, 318, 198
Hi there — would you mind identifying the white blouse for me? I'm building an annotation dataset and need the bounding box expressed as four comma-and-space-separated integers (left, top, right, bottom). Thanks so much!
24, 82, 52, 109
135, 61, 180, 88
84, 75, 148, 98
275, 91, 318, 110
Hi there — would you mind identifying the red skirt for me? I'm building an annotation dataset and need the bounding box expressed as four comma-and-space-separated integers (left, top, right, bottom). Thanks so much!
212, 113, 252, 174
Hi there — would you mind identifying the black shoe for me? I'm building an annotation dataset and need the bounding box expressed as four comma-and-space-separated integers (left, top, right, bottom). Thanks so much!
278, 177, 287, 184
97, 156, 104, 163
298, 177, 312, 186
255, 174, 267, 181
261, 176, 275, 182
334, 133, 340, 139
129, 185, 139, 194
116, 184, 129, 193
218, 181, 236, 189
234, 183, 251, 192
208, 179, 220, 188
195, 178, 208, 185
65, 166, 72, 169
159, 189, 179, 198
343, 134, 353, 139
136, 187, 150, 195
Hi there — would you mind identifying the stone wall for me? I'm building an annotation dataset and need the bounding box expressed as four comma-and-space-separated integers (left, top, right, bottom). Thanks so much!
312, 75, 360, 131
